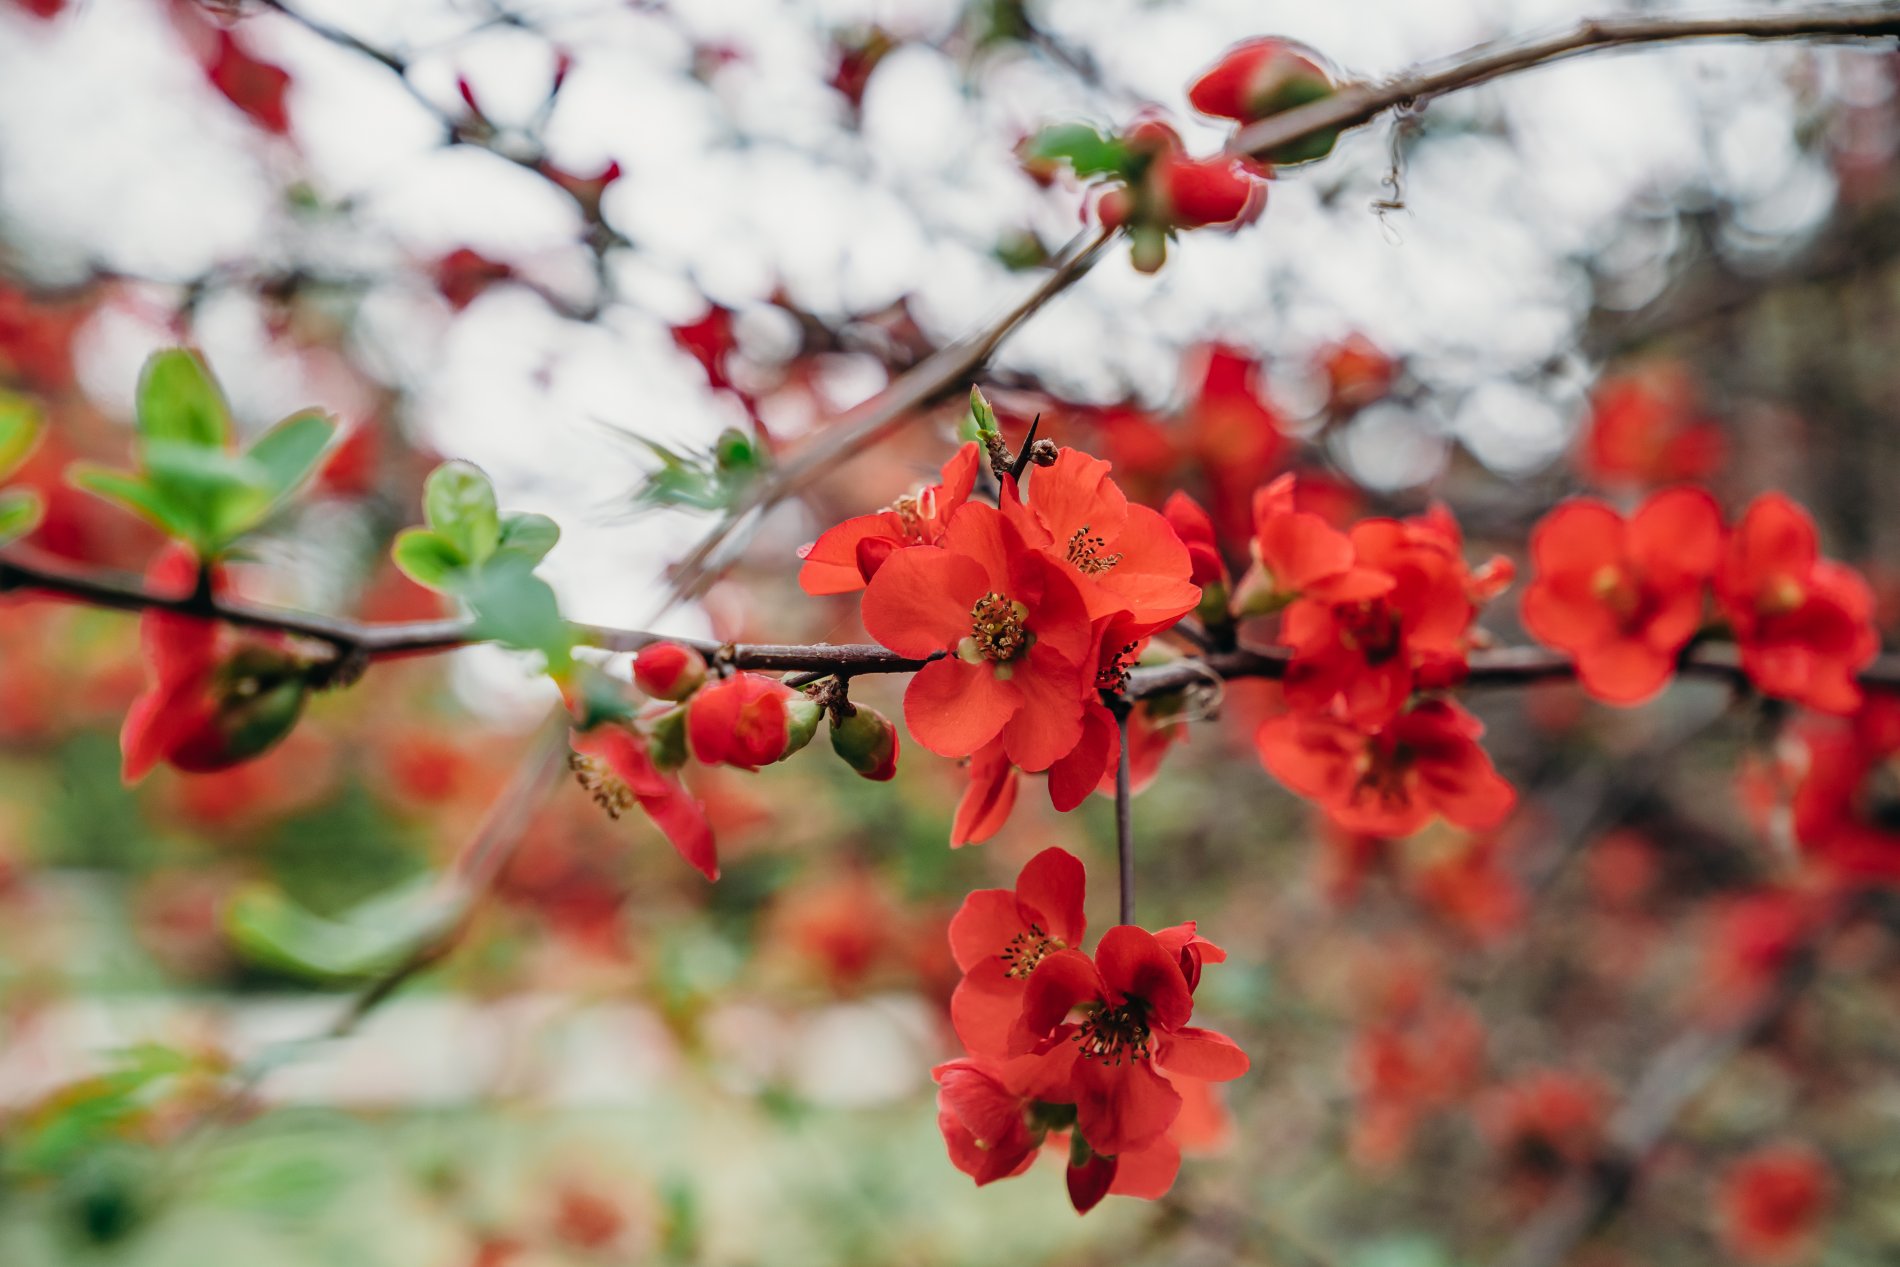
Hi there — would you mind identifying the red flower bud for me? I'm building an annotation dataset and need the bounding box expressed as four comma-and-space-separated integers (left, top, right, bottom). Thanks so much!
686, 673, 817, 770
1187, 38, 1340, 164
829, 704, 900, 781
634, 641, 708, 701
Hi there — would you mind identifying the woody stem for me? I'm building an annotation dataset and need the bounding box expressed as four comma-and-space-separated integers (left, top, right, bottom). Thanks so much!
1115, 702, 1135, 926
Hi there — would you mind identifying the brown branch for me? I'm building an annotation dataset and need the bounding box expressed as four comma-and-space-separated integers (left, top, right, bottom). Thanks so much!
1229, 6, 1900, 163
8, 545, 1900, 697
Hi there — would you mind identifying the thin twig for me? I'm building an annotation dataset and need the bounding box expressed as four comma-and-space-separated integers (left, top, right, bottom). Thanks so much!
1115, 704, 1135, 926
9, 546, 1900, 695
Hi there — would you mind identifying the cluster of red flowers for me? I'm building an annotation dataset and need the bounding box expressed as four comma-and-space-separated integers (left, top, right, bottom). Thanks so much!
933, 849, 1246, 1211
1245, 476, 1519, 838
1524, 490, 1877, 712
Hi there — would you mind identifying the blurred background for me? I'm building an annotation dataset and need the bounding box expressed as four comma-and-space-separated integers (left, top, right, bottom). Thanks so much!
4, 0, 1900, 1263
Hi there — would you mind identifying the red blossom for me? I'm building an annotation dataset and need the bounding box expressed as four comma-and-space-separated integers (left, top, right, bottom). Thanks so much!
1235, 473, 1386, 616
1279, 516, 1482, 729
1004, 446, 1202, 639
798, 442, 982, 594
1786, 697, 1900, 880
1716, 1143, 1833, 1264
1714, 493, 1877, 715
1580, 366, 1726, 488
434, 248, 514, 311
1521, 488, 1724, 704
1317, 333, 1397, 414
671, 307, 740, 392
569, 722, 716, 881
861, 502, 1092, 771
1256, 699, 1515, 838
1477, 1069, 1610, 1204
948, 846, 1088, 1056
1184, 346, 1291, 543
1010, 925, 1249, 1157
203, 30, 293, 135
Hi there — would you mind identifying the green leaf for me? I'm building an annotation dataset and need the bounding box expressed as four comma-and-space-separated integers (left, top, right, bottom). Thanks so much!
423, 460, 500, 565
246, 410, 336, 503
390, 528, 467, 592
495, 511, 560, 564
0, 390, 43, 481
68, 465, 201, 544
142, 440, 274, 550
136, 348, 231, 451
1023, 123, 1129, 179
464, 553, 573, 674
224, 877, 450, 983
967, 385, 999, 438
0, 489, 41, 544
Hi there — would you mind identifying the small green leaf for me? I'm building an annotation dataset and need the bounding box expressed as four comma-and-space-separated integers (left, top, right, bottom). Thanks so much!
0, 489, 41, 544
0, 390, 43, 480
967, 385, 999, 438
224, 878, 449, 983
391, 528, 467, 592
423, 460, 500, 565
464, 553, 574, 674
69, 465, 201, 544
495, 511, 560, 564
246, 410, 336, 503
1023, 123, 1129, 179
142, 440, 274, 549
136, 348, 231, 450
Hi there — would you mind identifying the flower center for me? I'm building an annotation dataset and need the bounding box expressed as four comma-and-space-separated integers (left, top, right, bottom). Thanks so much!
1065, 526, 1123, 575
1760, 574, 1807, 617
1073, 1002, 1154, 1066
1338, 601, 1402, 664
998, 922, 1064, 979
1589, 564, 1642, 624
887, 486, 938, 541
1096, 640, 1140, 693
1351, 743, 1414, 809
569, 754, 633, 819
962, 592, 1031, 663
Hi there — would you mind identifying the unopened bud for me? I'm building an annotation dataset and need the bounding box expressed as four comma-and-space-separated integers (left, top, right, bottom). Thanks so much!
635, 641, 707, 701
779, 697, 822, 760
828, 704, 899, 781
646, 704, 688, 770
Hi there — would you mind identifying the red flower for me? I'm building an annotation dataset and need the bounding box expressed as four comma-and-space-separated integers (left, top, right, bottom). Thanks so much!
1012, 925, 1249, 1157
569, 723, 717, 881
434, 248, 514, 311
1786, 697, 1900, 880
121, 547, 309, 784
1004, 446, 1201, 638
1096, 124, 1266, 272
1714, 493, 1876, 715
1163, 490, 1227, 609
1716, 1143, 1833, 1264
949, 847, 1088, 1056
633, 640, 707, 701
1410, 835, 1524, 945
685, 672, 816, 771
1579, 366, 1725, 488
1235, 473, 1386, 615
1477, 1069, 1609, 1202
951, 740, 1019, 847
671, 307, 739, 392
1256, 699, 1515, 838
1317, 334, 1396, 414
1521, 488, 1724, 704
1183, 346, 1291, 543
931, 1055, 1194, 1212
1280, 517, 1479, 729
204, 30, 293, 135
798, 443, 982, 594
861, 502, 1092, 771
